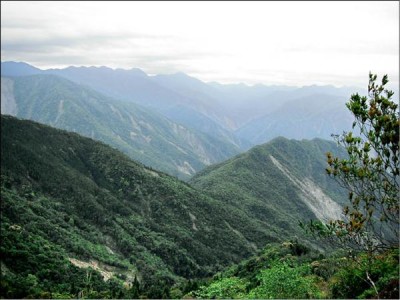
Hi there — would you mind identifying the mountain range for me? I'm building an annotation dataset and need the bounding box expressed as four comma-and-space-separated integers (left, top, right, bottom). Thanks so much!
1, 61, 364, 140
2, 60, 372, 298
1, 58, 399, 300
1, 115, 348, 297
1, 74, 240, 179
1, 61, 367, 179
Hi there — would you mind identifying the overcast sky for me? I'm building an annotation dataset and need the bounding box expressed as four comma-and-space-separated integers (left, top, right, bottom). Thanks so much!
1, 1, 399, 88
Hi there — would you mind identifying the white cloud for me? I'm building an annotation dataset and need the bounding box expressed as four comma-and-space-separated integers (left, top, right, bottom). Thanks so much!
1, 1, 399, 87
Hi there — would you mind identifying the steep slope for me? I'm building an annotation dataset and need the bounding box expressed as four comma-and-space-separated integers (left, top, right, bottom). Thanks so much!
151, 72, 250, 149
190, 137, 348, 246
46, 65, 176, 110
0, 75, 240, 179
0, 116, 262, 297
45, 66, 247, 147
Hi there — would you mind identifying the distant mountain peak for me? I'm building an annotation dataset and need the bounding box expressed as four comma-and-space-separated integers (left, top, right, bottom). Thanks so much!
155, 71, 197, 81
127, 67, 148, 76
1, 61, 42, 76
173, 71, 189, 77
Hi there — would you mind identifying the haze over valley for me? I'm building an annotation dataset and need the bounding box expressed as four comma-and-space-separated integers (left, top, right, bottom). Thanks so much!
1, 61, 365, 179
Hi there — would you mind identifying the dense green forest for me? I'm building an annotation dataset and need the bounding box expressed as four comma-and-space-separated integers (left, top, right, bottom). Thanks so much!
190, 136, 349, 246
1, 72, 398, 299
3, 115, 397, 299
0, 115, 257, 298
1, 115, 345, 298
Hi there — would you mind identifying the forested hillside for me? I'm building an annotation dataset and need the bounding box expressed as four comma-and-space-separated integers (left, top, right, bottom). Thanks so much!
0, 116, 349, 298
0, 116, 255, 298
190, 137, 349, 248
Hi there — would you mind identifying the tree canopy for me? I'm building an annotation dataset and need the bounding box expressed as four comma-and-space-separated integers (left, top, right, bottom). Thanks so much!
324, 73, 399, 254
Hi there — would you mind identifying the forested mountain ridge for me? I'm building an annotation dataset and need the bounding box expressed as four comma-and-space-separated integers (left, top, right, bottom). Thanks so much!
0, 115, 283, 298
1, 74, 241, 179
3, 61, 391, 299
2, 115, 391, 299
0, 115, 351, 297
190, 137, 349, 247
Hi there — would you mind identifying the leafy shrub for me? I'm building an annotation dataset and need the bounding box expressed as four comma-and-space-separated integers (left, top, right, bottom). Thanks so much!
329, 249, 399, 299
193, 277, 248, 299
248, 261, 322, 299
